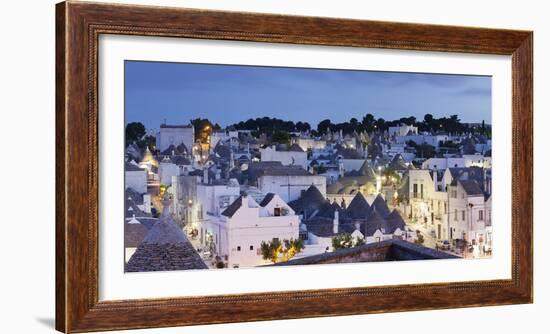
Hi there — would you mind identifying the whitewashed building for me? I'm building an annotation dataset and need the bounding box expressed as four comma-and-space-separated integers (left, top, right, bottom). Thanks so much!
125, 162, 147, 194
395, 134, 455, 147
447, 179, 491, 245
258, 169, 327, 203
196, 179, 241, 218
407, 167, 491, 246
339, 159, 368, 174
408, 169, 451, 240
197, 194, 300, 268
423, 155, 491, 170
463, 154, 492, 169
292, 137, 327, 151
260, 145, 308, 169
388, 124, 418, 137
171, 175, 199, 225
156, 124, 195, 153
158, 161, 180, 186
422, 157, 466, 170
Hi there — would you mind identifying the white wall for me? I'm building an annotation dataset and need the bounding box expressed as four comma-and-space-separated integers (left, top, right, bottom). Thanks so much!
201, 195, 300, 267
395, 134, 450, 146
293, 138, 326, 151
260, 146, 308, 169
422, 157, 466, 170
156, 126, 194, 152
196, 183, 240, 216
2, 1, 547, 334
125, 170, 147, 193
259, 174, 327, 202
158, 162, 179, 186
340, 158, 367, 173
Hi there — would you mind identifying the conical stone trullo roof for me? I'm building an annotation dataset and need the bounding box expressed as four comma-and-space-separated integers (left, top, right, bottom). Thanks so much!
346, 192, 371, 219
126, 196, 207, 272
288, 185, 328, 218
371, 194, 391, 218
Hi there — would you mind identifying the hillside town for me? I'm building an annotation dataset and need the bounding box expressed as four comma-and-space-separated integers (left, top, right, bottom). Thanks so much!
124, 114, 492, 272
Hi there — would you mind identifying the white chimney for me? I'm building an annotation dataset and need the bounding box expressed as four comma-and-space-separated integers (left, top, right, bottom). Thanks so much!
339, 161, 344, 178
433, 167, 438, 191
143, 194, 151, 214
333, 210, 339, 234
203, 168, 209, 184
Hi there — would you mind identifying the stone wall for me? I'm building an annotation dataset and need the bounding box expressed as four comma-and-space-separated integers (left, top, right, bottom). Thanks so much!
272, 239, 458, 267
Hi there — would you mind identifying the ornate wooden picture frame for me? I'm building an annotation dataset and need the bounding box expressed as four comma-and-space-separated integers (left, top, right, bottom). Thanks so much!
56, 1, 532, 332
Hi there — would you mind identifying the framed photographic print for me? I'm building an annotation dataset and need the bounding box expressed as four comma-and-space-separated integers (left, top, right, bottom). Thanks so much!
56, 1, 533, 332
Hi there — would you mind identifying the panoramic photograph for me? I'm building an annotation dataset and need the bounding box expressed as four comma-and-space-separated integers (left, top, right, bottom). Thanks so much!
123, 61, 492, 272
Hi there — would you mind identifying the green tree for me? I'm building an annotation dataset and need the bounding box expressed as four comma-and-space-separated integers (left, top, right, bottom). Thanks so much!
423, 113, 434, 131
137, 134, 156, 151
361, 113, 375, 132
382, 170, 401, 185
332, 233, 364, 250
190, 118, 213, 143
315, 165, 328, 174
125, 122, 146, 145
261, 238, 304, 263
415, 144, 436, 159
399, 116, 416, 126
375, 118, 386, 131
284, 238, 305, 259
317, 119, 333, 134
271, 130, 291, 145
261, 238, 281, 263
295, 121, 311, 133
414, 231, 425, 245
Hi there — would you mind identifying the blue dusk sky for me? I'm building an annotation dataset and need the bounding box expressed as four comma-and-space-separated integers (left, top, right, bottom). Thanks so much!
125, 60, 491, 131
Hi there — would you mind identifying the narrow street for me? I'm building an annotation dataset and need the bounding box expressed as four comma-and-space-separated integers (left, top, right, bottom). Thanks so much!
405, 220, 437, 249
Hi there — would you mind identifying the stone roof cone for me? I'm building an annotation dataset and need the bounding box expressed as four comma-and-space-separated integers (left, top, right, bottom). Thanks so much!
126, 195, 207, 272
